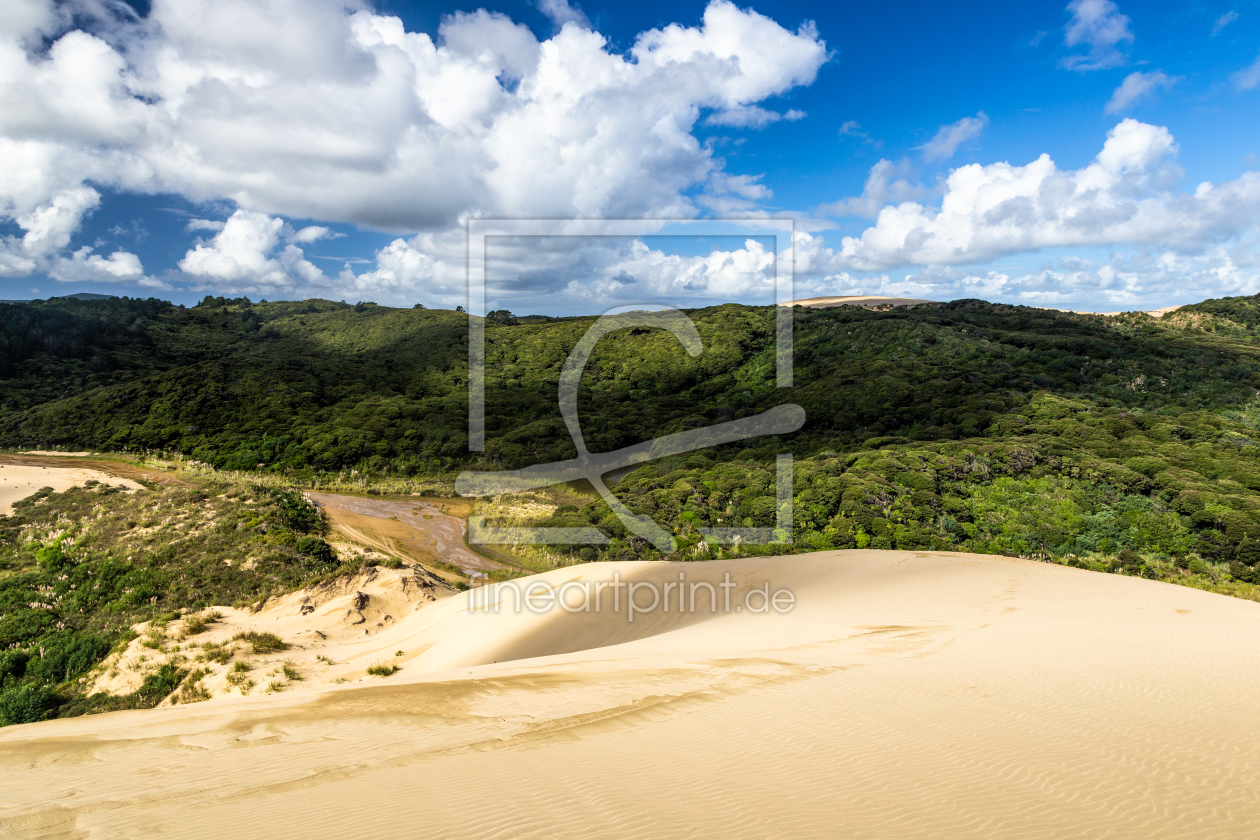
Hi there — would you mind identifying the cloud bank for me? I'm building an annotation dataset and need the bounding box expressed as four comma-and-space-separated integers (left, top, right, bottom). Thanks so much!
0, 0, 826, 293
2, 0, 1258, 313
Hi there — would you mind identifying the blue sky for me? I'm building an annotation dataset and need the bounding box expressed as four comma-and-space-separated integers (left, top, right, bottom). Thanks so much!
2, 0, 1260, 313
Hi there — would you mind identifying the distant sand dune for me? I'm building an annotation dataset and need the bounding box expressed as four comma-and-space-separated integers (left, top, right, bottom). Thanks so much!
2, 550, 1259, 839
1058, 305, 1183, 318
782, 295, 939, 309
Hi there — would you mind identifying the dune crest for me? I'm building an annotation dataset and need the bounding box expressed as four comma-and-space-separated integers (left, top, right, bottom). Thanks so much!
3, 549, 1260, 839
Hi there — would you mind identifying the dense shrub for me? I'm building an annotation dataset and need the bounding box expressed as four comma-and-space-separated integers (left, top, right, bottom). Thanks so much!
0, 685, 59, 726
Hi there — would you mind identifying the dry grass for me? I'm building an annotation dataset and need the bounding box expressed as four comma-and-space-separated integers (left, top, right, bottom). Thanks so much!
178, 610, 223, 639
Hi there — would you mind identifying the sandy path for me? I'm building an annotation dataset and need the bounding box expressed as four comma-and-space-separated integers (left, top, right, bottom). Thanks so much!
308, 492, 502, 573
0, 463, 144, 515
2, 550, 1259, 839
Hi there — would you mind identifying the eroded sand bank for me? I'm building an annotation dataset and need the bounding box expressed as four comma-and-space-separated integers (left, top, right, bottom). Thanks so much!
2, 550, 1259, 839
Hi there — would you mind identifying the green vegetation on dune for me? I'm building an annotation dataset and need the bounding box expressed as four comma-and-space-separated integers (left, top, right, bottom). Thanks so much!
0, 480, 340, 725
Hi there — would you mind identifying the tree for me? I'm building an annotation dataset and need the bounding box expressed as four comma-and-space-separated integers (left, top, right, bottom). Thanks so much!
1236, 536, 1260, 567
487, 309, 518, 326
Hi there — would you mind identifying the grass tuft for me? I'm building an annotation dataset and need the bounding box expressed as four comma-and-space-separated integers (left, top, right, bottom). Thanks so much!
179, 610, 223, 639
232, 631, 288, 654
174, 668, 211, 704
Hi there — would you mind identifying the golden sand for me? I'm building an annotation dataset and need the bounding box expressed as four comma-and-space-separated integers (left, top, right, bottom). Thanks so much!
2, 550, 1258, 839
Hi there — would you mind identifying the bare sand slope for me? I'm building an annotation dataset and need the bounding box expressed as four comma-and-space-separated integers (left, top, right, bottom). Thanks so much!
0, 464, 143, 515
3, 550, 1260, 840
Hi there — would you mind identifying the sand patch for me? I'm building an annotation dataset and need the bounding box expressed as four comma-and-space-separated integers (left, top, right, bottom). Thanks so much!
782, 294, 939, 309
0, 453, 193, 488
20, 450, 92, 457
0, 464, 143, 515
3, 550, 1260, 839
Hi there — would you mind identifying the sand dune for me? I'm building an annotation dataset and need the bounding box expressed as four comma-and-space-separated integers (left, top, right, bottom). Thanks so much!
0, 464, 143, 515
782, 295, 939, 309
3, 550, 1260, 839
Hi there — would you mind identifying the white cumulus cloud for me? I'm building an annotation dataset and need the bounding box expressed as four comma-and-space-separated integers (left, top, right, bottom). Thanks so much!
827, 119, 1260, 271
178, 209, 327, 292
0, 185, 152, 283
817, 159, 938, 219
50, 246, 159, 286
537, 0, 590, 31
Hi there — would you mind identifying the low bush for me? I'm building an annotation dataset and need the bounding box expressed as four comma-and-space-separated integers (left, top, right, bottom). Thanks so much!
0, 685, 59, 726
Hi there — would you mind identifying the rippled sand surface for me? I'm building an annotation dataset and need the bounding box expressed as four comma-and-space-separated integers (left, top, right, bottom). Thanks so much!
2, 550, 1258, 839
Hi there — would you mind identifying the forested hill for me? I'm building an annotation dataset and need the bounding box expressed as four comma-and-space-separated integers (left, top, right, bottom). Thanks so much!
3, 293, 1259, 471
6, 293, 1260, 586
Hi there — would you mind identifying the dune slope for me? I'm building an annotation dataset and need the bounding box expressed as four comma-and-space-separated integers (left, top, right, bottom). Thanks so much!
2, 550, 1259, 840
